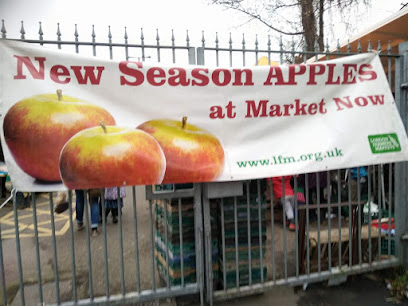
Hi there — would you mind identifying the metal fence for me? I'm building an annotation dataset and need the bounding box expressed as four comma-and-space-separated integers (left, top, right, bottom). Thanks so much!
0, 20, 407, 306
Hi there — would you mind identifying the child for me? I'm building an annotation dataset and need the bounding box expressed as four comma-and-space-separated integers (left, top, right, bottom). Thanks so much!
270, 176, 296, 231
104, 186, 126, 223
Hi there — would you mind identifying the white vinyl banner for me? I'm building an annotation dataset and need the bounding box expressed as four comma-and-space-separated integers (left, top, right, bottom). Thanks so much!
0, 40, 407, 192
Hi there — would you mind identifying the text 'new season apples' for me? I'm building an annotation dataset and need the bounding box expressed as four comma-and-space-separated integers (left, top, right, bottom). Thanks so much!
59, 123, 166, 189
3, 90, 116, 182
138, 117, 225, 184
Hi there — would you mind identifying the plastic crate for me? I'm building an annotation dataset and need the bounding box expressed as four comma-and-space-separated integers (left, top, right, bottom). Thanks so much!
381, 237, 395, 255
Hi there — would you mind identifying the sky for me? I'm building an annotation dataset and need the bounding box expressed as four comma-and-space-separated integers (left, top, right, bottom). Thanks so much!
0, 0, 405, 63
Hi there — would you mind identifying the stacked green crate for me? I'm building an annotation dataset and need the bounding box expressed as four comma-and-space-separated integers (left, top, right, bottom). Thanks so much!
218, 196, 267, 289
154, 198, 219, 286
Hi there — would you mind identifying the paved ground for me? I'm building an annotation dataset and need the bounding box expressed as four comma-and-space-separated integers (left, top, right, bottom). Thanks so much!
1, 187, 166, 305
0, 188, 404, 306
214, 271, 398, 306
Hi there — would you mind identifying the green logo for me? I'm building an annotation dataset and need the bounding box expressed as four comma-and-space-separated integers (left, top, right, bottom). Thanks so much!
368, 133, 401, 154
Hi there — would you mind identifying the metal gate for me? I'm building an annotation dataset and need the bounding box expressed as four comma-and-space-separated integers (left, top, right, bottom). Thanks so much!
197, 37, 408, 304
197, 36, 408, 304
0, 20, 407, 305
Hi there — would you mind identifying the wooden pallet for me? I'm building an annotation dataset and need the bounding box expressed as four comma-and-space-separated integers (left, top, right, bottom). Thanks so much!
298, 203, 384, 274
305, 225, 381, 272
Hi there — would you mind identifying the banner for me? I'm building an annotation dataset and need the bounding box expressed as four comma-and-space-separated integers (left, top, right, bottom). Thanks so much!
0, 40, 407, 192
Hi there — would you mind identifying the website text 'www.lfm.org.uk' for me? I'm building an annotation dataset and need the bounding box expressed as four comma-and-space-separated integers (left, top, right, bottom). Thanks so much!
236, 148, 344, 168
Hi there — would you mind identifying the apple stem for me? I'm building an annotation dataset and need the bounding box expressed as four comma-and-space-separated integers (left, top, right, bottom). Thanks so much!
100, 121, 107, 134
182, 116, 187, 129
56, 89, 62, 101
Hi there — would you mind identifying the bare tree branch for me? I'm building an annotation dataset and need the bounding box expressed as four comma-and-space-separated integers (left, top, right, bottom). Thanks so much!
212, 0, 304, 35
209, 0, 370, 52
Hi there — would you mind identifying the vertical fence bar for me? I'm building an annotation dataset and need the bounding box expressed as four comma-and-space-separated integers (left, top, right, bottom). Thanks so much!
38, 22, 43, 45
32, 193, 43, 304
387, 47, 393, 259
171, 29, 176, 63
290, 37, 295, 64
117, 187, 126, 295
193, 184, 204, 306
337, 169, 342, 268
348, 170, 352, 267
215, 32, 219, 67
378, 165, 383, 261
246, 182, 252, 286
306, 175, 310, 275
13, 189, 25, 306
327, 171, 331, 271
202, 185, 213, 304
257, 180, 264, 284
368, 166, 372, 265
234, 196, 239, 289
156, 29, 161, 62
221, 198, 226, 290
56, 23, 61, 49
1, 19, 6, 39
394, 46, 406, 261
124, 27, 129, 61
357, 169, 362, 265
164, 199, 170, 288
20, 21, 25, 40
388, 164, 392, 258
254, 35, 259, 66
388, 41, 392, 85
100, 190, 110, 298
178, 198, 185, 287
74, 24, 79, 54
269, 178, 276, 283
131, 186, 141, 293
140, 28, 145, 61
282, 177, 288, 280
84, 190, 94, 300
0, 215, 6, 306
294, 176, 299, 277
148, 199, 156, 291
316, 174, 321, 274
229, 33, 233, 67
108, 26, 113, 60
92, 25, 96, 56
242, 33, 246, 66
48, 193, 60, 303
68, 191, 77, 302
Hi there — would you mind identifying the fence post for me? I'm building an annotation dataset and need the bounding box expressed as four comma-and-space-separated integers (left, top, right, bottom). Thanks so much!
396, 41, 408, 267
195, 46, 213, 305
193, 183, 205, 306
202, 184, 214, 305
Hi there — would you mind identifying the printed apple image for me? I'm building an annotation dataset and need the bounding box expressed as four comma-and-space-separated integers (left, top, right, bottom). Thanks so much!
59, 122, 166, 189
3, 90, 116, 182
138, 117, 225, 184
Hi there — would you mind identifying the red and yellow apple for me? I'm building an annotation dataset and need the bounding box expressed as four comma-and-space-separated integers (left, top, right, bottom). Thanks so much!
59, 124, 166, 189
3, 90, 116, 182
137, 117, 224, 184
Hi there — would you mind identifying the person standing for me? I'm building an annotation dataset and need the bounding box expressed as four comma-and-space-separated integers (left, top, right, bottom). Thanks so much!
75, 189, 100, 237
104, 186, 126, 224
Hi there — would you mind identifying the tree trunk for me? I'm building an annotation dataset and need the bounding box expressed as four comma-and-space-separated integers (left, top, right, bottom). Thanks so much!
318, 0, 324, 51
299, 0, 316, 51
